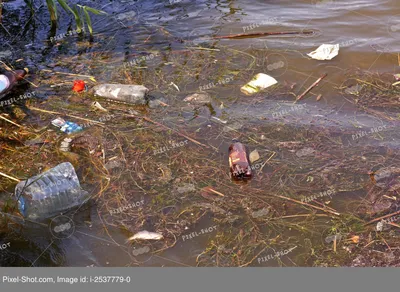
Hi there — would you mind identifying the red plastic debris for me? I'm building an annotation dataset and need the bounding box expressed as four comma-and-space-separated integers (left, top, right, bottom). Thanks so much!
72, 80, 86, 92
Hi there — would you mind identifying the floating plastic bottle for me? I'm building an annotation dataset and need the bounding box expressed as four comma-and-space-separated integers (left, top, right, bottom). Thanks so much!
0, 68, 28, 95
91, 84, 148, 105
15, 162, 90, 220
229, 141, 252, 180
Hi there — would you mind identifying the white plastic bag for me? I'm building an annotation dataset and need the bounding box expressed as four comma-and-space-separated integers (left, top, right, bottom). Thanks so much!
308, 44, 339, 60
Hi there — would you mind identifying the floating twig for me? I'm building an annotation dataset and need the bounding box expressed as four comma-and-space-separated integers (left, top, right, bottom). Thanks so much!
271, 214, 329, 220
295, 73, 327, 102
0, 115, 23, 127
274, 194, 340, 216
0, 171, 20, 182
185, 47, 220, 52
40, 69, 97, 82
388, 222, 400, 229
363, 209, 400, 226
212, 30, 316, 40
205, 187, 225, 197
0, 61, 38, 88
125, 112, 210, 149
29, 106, 105, 125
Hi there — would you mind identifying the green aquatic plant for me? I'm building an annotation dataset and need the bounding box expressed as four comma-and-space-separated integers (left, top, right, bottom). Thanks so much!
45, 0, 106, 35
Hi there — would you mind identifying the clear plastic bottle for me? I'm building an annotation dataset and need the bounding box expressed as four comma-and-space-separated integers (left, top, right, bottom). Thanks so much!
91, 84, 148, 104
15, 162, 90, 220
0, 68, 28, 95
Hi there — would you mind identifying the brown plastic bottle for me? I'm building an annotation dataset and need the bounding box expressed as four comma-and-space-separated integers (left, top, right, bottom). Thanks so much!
0, 68, 28, 95
229, 141, 252, 180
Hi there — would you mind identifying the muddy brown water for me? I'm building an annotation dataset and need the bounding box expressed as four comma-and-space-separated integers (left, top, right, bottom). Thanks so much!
0, 0, 400, 266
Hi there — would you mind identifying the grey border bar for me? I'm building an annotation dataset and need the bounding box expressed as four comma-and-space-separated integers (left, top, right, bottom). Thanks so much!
0, 268, 395, 292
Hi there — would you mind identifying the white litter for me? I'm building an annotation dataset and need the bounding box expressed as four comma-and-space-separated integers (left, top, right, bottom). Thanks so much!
376, 221, 383, 232
91, 101, 108, 112
307, 44, 339, 60
127, 231, 164, 241
240, 73, 278, 95
249, 150, 260, 163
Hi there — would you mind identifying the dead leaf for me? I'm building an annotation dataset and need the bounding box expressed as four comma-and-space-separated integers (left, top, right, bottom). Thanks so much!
249, 149, 260, 163
351, 235, 360, 244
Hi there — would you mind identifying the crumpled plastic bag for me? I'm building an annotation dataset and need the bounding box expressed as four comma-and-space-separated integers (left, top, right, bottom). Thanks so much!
240, 73, 278, 95
308, 44, 340, 60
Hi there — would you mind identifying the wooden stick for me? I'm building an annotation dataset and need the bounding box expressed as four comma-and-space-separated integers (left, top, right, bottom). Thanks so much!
40, 69, 97, 81
0, 171, 20, 182
295, 73, 327, 102
333, 236, 337, 253
0, 61, 38, 88
274, 194, 340, 216
310, 200, 338, 213
206, 187, 225, 197
364, 209, 400, 226
0, 115, 22, 127
212, 30, 316, 40
185, 47, 220, 52
126, 112, 210, 149
29, 106, 105, 124
271, 214, 329, 220
388, 222, 400, 229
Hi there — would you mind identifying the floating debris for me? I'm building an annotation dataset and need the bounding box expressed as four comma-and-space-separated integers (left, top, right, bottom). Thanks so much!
308, 44, 339, 60
184, 92, 212, 104
249, 149, 260, 163
128, 231, 164, 241
240, 73, 277, 95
